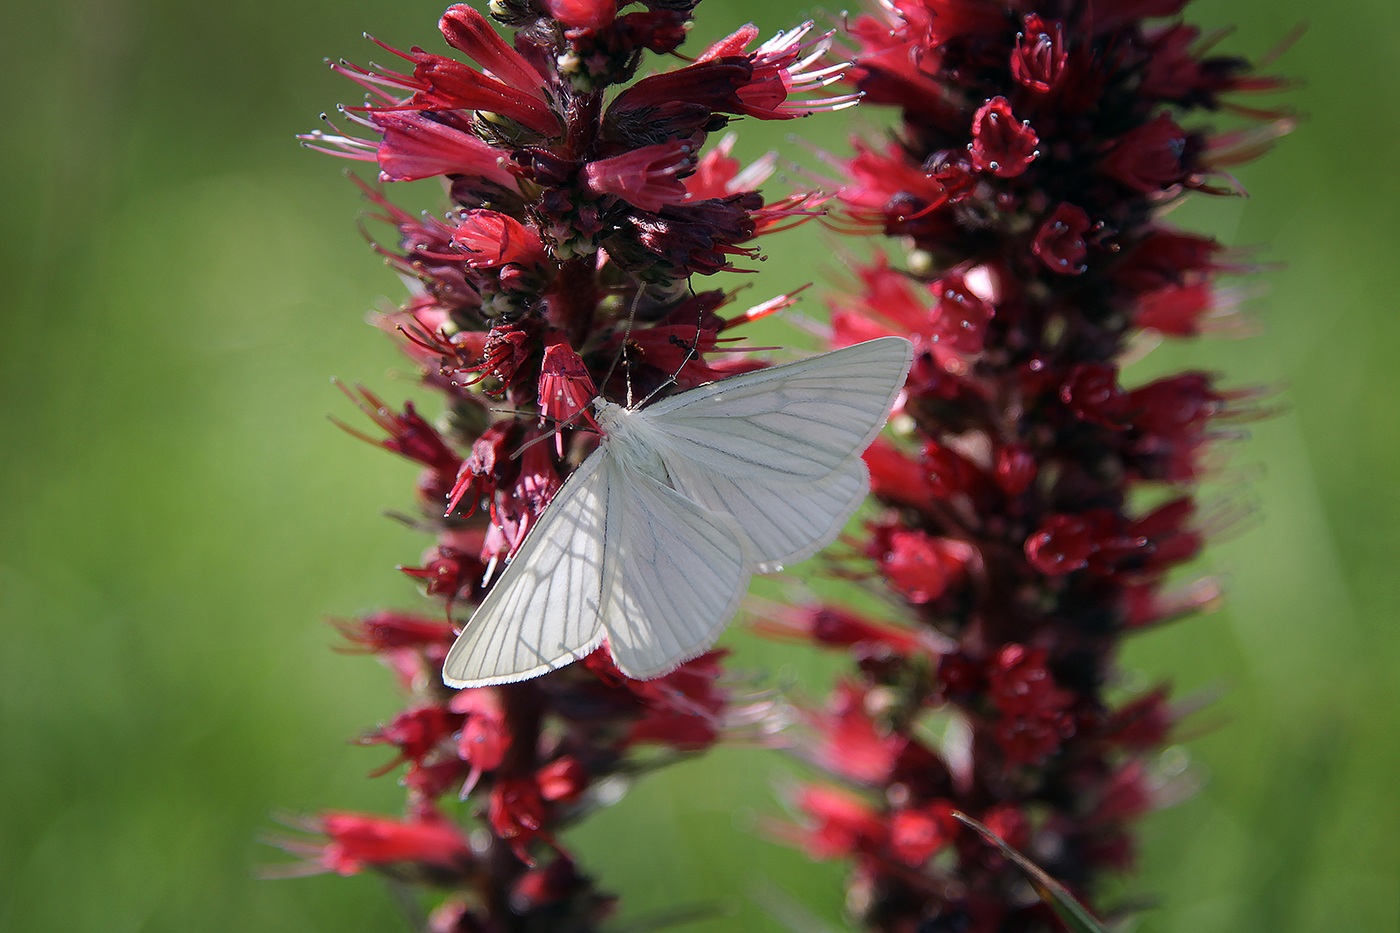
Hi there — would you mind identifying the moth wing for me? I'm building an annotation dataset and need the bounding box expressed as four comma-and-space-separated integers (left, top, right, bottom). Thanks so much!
641, 336, 913, 484
663, 454, 869, 573
599, 459, 751, 679
442, 449, 609, 688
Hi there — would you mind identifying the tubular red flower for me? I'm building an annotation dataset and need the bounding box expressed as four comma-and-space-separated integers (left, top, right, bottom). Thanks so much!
451, 210, 547, 269
318, 811, 474, 876
583, 141, 696, 212
370, 111, 516, 185
438, 4, 550, 94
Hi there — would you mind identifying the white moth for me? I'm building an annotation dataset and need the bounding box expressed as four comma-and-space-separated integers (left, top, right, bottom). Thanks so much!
441, 335, 915, 688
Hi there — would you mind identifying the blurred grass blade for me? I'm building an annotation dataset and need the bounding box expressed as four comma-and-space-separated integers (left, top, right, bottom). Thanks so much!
952, 812, 1110, 933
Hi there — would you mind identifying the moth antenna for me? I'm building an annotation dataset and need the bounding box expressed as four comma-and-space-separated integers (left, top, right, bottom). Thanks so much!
509, 410, 591, 461
637, 291, 705, 408
599, 283, 646, 408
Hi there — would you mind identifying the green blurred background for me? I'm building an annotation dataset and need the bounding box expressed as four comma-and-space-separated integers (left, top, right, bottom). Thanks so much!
3, 0, 1397, 930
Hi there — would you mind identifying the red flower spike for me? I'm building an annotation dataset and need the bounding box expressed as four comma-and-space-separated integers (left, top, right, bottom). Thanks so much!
968, 97, 1039, 178
785, 1, 1289, 924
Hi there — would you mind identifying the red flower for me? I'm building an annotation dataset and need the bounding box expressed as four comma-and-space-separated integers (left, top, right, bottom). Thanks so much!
364, 704, 464, 775
968, 98, 1039, 178
437, 5, 551, 98
451, 210, 546, 269
489, 778, 553, 866
583, 141, 696, 212
987, 645, 1075, 766
790, 785, 887, 859
878, 530, 973, 604
450, 688, 509, 793
1012, 15, 1068, 93
543, 0, 616, 30
752, 602, 927, 656
317, 811, 473, 876
370, 111, 517, 185
889, 802, 958, 867
336, 611, 456, 653
804, 683, 907, 784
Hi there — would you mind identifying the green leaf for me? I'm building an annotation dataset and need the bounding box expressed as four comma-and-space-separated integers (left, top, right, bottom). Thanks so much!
952, 812, 1112, 933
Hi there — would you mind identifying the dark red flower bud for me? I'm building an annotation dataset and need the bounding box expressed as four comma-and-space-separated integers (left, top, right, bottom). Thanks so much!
1099, 114, 1191, 192
1061, 363, 1128, 428
510, 857, 593, 914
1025, 513, 1103, 576
994, 444, 1037, 497
1033, 203, 1092, 275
